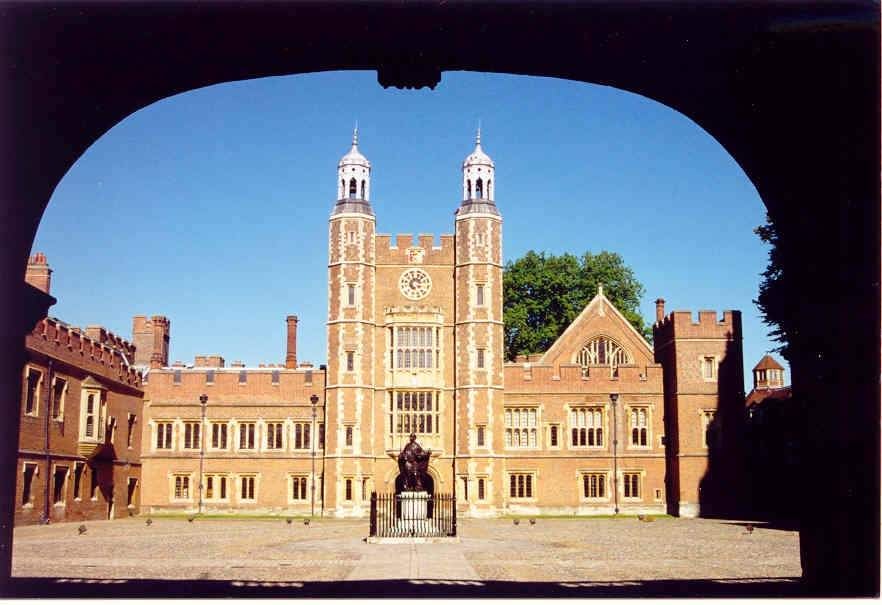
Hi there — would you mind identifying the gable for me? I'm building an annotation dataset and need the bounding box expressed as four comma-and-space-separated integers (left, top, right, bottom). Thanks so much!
539, 293, 654, 368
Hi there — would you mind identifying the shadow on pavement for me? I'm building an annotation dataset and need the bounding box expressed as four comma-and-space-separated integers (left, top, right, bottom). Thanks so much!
4, 576, 807, 598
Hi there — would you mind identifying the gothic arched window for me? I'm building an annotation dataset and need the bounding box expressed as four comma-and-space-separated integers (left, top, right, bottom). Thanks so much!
577, 336, 632, 377
349, 178, 357, 198
360, 180, 366, 199
475, 178, 483, 198
487, 179, 492, 199
467, 180, 472, 198
341, 179, 345, 197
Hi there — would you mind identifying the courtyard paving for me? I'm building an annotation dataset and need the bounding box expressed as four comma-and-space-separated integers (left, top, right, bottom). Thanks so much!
12, 515, 801, 589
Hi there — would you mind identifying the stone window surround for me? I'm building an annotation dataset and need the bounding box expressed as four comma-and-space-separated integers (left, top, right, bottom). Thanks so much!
579, 470, 610, 501
169, 472, 193, 502
625, 404, 652, 449
50, 374, 69, 421
621, 469, 645, 500
24, 365, 42, 417
568, 404, 606, 449
507, 471, 537, 501
700, 355, 719, 381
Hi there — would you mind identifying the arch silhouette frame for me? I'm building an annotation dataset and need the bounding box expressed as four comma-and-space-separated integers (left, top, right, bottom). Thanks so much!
1, 1, 878, 596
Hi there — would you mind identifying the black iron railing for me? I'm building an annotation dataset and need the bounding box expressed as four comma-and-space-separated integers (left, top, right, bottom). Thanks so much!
369, 492, 456, 538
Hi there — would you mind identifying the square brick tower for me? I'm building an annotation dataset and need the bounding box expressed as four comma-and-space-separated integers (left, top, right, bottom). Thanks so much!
653, 302, 745, 517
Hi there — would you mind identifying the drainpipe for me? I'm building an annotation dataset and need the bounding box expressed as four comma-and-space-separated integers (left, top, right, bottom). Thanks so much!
610, 392, 619, 515
198, 394, 207, 514
43, 359, 54, 524
320, 364, 327, 518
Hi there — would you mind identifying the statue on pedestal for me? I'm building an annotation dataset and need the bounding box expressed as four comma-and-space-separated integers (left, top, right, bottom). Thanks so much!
397, 432, 431, 492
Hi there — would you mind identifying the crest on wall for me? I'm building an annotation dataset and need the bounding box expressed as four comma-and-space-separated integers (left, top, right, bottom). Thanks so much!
406, 246, 425, 264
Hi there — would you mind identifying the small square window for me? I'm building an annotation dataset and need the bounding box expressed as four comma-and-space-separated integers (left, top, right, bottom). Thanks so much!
205, 369, 215, 384
701, 356, 717, 380
239, 370, 247, 384
271, 369, 280, 385
476, 348, 485, 369
345, 425, 353, 447
347, 284, 357, 307
346, 351, 355, 372
476, 425, 486, 447
476, 284, 485, 306
173, 369, 182, 384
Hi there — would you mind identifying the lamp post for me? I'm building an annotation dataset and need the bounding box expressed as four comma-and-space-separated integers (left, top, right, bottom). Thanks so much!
610, 393, 619, 515
198, 394, 207, 515
310, 393, 318, 518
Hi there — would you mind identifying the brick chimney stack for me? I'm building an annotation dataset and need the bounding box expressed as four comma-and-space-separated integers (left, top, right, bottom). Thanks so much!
149, 316, 170, 369
285, 315, 298, 369
25, 252, 52, 294
655, 298, 666, 323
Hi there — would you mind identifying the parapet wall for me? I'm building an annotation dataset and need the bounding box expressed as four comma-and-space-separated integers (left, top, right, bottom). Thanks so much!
504, 362, 664, 393
29, 318, 142, 387
653, 310, 742, 343
375, 233, 455, 265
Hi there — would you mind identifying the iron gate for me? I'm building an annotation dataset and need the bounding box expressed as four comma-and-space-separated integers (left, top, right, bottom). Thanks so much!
369, 492, 456, 538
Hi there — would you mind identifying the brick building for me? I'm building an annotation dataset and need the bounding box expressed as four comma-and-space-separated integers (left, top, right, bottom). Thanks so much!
137, 316, 327, 515
317, 129, 744, 518
16, 254, 144, 525
56, 130, 744, 520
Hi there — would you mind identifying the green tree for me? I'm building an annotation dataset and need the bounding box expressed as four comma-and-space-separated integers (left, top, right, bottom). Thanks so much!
503, 250, 649, 361
754, 214, 792, 359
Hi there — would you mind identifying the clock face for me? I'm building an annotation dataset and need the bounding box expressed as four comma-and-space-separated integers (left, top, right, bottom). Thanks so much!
399, 269, 432, 300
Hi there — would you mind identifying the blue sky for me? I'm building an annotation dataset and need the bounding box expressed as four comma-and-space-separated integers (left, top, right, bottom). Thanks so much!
33, 70, 784, 391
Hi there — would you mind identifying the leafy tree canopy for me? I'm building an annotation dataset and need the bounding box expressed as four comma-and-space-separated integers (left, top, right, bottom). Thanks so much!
754, 214, 791, 360
503, 250, 649, 361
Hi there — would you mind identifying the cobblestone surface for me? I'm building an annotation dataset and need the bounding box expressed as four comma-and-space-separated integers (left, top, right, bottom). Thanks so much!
12, 516, 800, 583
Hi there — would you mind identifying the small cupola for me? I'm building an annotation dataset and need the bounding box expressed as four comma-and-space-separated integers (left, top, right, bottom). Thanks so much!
332, 126, 374, 217
337, 126, 371, 202
462, 127, 495, 202
752, 354, 786, 390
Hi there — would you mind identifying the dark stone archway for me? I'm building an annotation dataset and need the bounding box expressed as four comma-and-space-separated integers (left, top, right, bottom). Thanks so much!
1, 1, 878, 596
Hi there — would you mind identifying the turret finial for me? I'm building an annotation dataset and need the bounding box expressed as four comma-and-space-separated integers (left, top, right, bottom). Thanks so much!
476, 121, 482, 146
352, 122, 359, 146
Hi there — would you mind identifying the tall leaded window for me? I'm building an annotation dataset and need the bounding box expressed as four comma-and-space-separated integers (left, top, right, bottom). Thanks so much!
293, 422, 311, 449
156, 422, 173, 449
211, 422, 228, 449
509, 473, 534, 499
183, 422, 201, 449
266, 422, 283, 449
392, 326, 438, 370
582, 473, 606, 499
24, 368, 41, 415
571, 407, 604, 447
629, 407, 649, 447
389, 391, 440, 435
577, 336, 632, 376
238, 422, 256, 449
623, 472, 641, 499
504, 407, 538, 449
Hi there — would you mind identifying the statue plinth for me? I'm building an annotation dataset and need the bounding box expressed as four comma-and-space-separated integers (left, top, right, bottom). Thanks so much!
398, 491, 429, 533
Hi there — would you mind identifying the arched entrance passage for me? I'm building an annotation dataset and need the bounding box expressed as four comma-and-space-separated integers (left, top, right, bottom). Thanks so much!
2, 2, 878, 596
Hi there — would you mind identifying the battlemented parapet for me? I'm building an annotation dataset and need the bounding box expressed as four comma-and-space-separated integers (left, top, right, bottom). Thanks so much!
84, 325, 137, 359
503, 361, 664, 393
654, 309, 741, 344
29, 317, 142, 387
375, 233, 455, 265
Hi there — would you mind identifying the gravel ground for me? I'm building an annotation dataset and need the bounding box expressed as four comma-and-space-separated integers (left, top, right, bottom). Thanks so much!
12, 516, 801, 584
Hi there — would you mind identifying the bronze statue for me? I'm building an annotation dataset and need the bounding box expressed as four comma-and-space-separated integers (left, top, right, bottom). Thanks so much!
398, 433, 431, 491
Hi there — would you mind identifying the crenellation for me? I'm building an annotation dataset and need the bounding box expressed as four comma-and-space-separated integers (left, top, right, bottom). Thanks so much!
374, 232, 456, 265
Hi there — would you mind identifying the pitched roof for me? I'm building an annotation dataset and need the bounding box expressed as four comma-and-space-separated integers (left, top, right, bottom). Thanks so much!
539, 288, 653, 365
746, 385, 792, 407
753, 354, 785, 371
